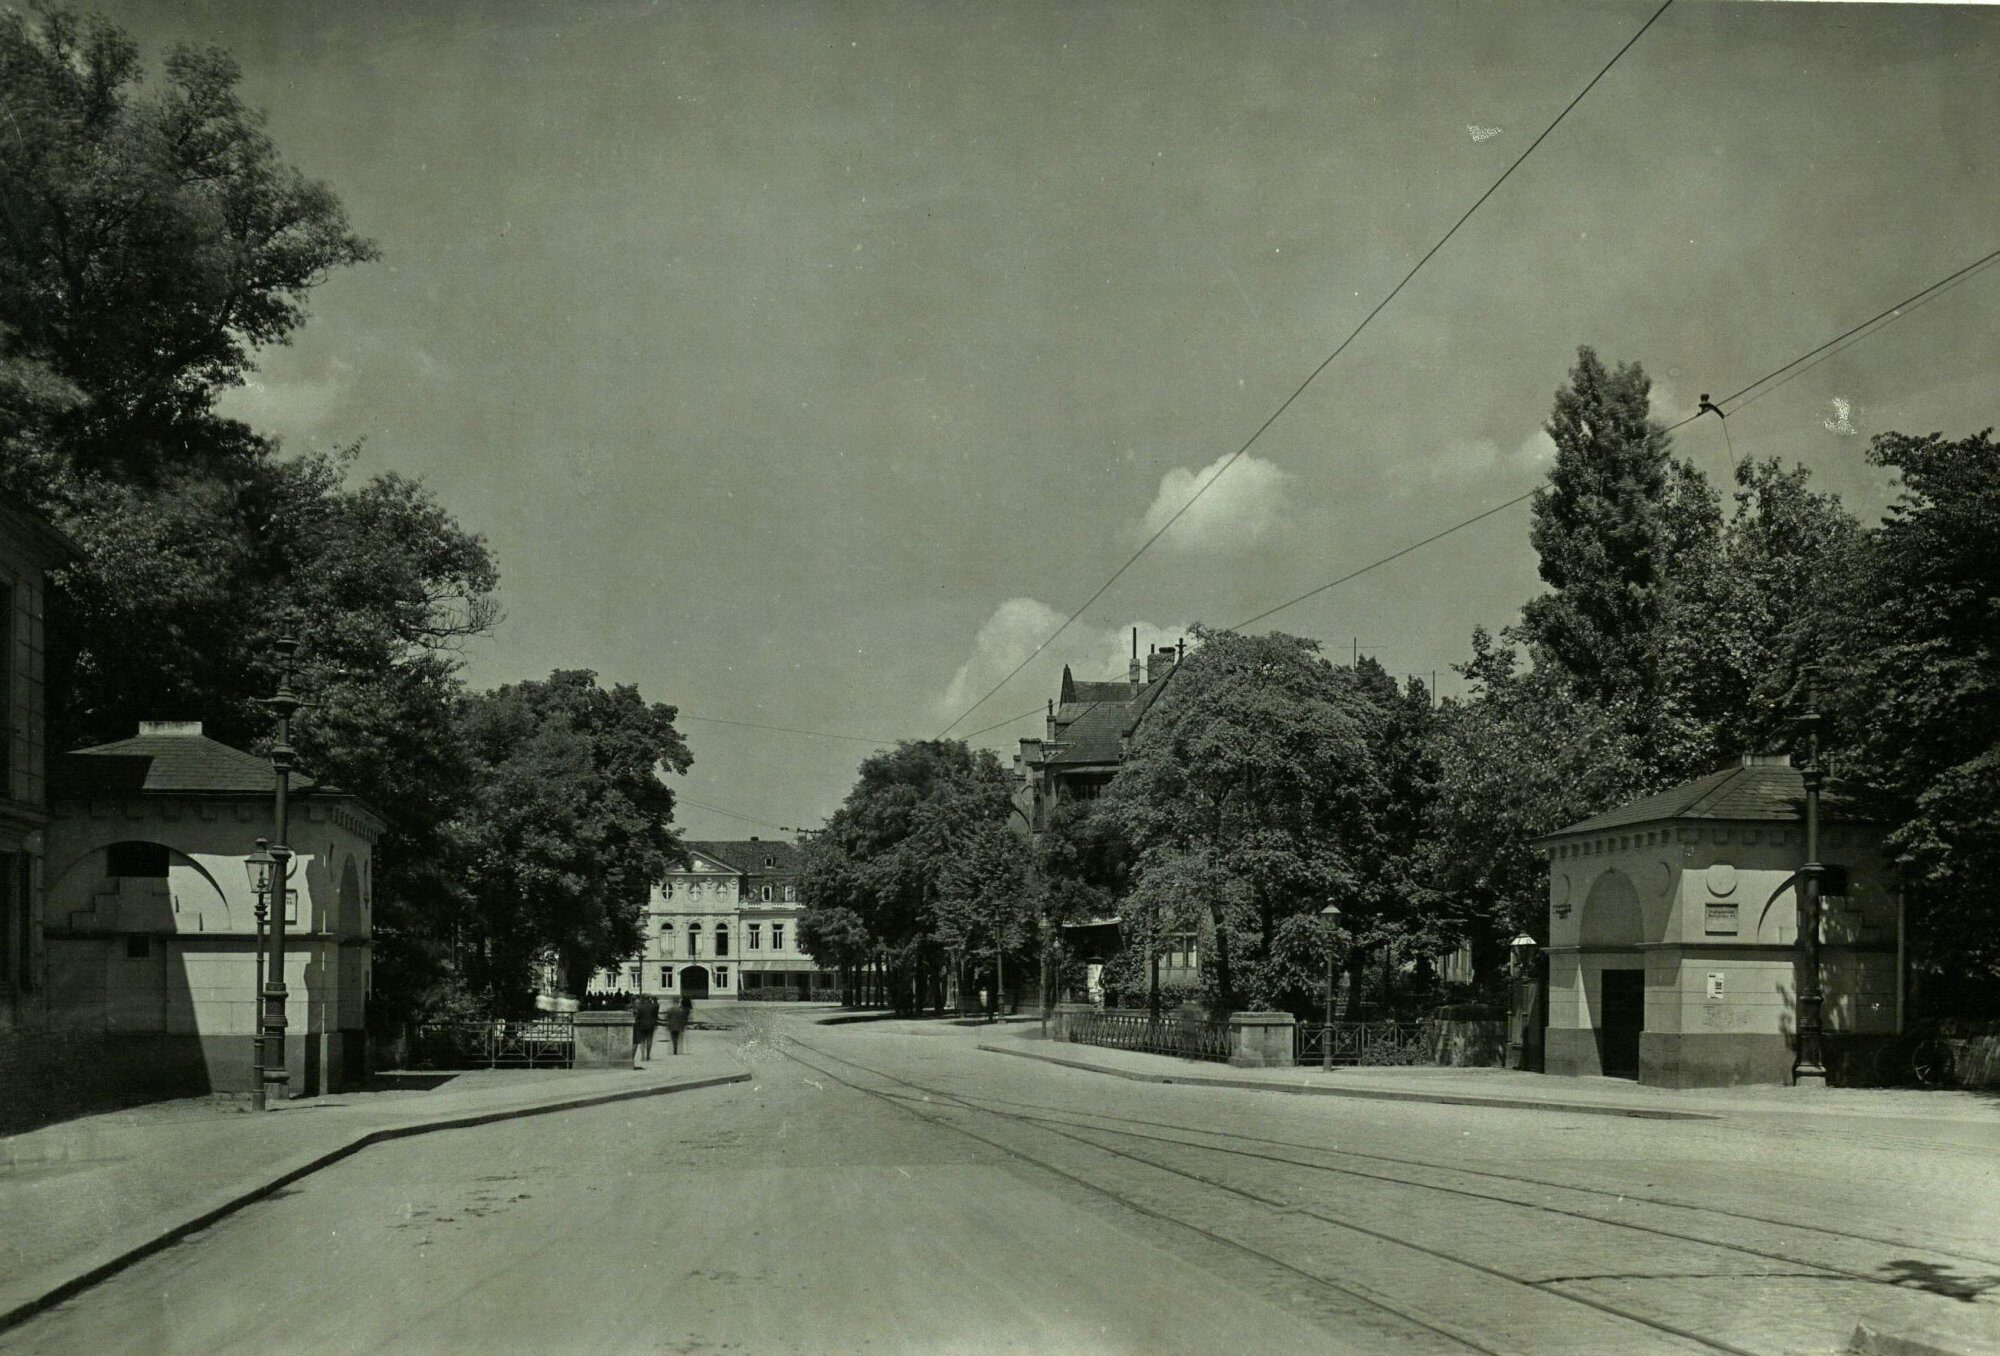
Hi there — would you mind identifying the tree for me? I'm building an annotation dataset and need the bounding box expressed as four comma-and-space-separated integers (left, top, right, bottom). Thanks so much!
453, 671, 692, 1003
1425, 628, 1648, 979
1516, 347, 1717, 723
798, 740, 1016, 1014
0, 8, 375, 479
1103, 628, 1382, 1015
1821, 430, 2000, 1006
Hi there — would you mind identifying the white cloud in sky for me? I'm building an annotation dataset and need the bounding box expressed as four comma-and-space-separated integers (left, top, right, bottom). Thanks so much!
1133, 452, 1293, 554
936, 597, 1181, 733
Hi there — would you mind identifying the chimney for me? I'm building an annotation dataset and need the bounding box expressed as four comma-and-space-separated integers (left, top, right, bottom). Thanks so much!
1147, 645, 1176, 683
139, 720, 203, 737
749, 835, 760, 841
1128, 627, 1141, 687
1739, 751, 1793, 768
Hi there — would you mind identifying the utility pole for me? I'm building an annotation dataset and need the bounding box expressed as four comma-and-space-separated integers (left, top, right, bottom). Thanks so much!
259, 638, 301, 1109
1794, 666, 1828, 1088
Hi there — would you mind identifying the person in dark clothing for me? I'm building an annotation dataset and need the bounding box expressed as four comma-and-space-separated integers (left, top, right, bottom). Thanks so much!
632, 994, 660, 1066
664, 996, 691, 1054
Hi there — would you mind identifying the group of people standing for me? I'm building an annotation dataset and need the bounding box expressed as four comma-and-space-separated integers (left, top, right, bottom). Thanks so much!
631, 994, 691, 1066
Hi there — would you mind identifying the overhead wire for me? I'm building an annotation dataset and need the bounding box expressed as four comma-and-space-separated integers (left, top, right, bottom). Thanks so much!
1229, 243, 2000, 632
931, 0, 1678, 739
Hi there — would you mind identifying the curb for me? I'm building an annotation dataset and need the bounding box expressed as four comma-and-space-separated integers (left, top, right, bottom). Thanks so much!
1850, 1315, 2000, 1356
0, 1069, 749, 1334
977, 1043, 1720, 1121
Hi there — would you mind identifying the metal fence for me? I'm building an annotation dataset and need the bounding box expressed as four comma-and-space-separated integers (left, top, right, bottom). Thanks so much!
1067, 1008, 1233, 1063
412, 1016, 575, 1069
1296, 1019, 1424, 1066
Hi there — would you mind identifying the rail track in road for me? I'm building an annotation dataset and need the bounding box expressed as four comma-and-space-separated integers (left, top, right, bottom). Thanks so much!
775, 1034, 1802, 1356
906, 1084, 2000, 1275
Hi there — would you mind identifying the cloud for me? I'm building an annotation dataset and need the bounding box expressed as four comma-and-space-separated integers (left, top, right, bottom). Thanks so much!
1132, 452, 1293, 554
936, 597, 1182, 733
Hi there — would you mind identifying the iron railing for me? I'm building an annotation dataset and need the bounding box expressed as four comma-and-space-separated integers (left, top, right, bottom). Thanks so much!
1067, 1008, 1233, 1063
1296, 1019, 1423, 1067
413, 1016, 575, 1069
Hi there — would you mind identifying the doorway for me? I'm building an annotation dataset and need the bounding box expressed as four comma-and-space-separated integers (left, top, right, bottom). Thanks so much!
680, 964, 711, 1000
1598, 968, 1645, 1077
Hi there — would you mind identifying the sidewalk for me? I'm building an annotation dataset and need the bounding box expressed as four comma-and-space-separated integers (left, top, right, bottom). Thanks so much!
977, 1026, 2000, 1128
0, 1049, 748, 1332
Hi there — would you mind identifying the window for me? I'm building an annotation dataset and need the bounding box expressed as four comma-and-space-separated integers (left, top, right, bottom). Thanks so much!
714, 923, 729, 957
687, 923, 701, 956
715, 966, 729, 988
661, 966, 674, 989
764, 855, 774, 867
664, 883, 675, 898
747, 923, 761, 950
760, 884, 772, 902
772, 924, 785, 951
125, 935, 151, 959
660, 926, 674, 956
628, 965, 642, 988
785, 885, 796, 902
107, 842, 168, 878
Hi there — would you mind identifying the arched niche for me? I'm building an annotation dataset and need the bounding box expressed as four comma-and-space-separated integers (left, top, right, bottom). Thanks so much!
1579, 868, 1646, 948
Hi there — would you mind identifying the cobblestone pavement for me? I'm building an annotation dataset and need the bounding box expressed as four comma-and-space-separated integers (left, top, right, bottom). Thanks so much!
7, 1007, 1997, 1355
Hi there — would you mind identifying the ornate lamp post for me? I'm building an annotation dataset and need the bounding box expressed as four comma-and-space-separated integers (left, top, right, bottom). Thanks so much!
1795, 669, 1828, 1088
258, 638, 302, 1109
1319, 903, 1342, 1071
243, 840, 274, 1108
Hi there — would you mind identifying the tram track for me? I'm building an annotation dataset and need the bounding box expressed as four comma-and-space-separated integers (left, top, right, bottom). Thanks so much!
889, 1083, 2000, 1276
777, 1033, 1782, 1356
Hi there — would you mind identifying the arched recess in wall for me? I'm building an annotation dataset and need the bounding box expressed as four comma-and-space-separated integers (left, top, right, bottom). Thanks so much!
48, 840, 230, 930
1579, 869, 1645, 948
338, 856, 364, 935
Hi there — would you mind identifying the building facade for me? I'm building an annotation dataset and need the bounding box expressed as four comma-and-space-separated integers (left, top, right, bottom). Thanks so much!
0, 493, 79, 1128
589, 837, 838, 1003
44, 721, 384, 1101
1540, 753, 1898, 1088
1014, 634, 1197, 1003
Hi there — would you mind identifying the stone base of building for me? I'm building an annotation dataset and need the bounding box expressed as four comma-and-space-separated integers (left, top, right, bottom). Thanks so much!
1544, 1026, 1608, 1078
1637, 1031, 1794, 1087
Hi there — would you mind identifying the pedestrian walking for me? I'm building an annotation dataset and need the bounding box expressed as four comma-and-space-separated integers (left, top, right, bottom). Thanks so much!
665, 996, 691, 1054
633, 993, 659, 1067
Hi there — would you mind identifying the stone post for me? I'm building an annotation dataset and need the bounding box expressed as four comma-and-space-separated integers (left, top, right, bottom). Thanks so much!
1051, 1002, 1096, 1043
573, 1010, 636, 1069
1227, 1011, 1297, 1068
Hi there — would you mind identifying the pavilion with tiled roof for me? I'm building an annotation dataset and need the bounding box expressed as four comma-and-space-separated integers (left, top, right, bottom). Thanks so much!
42, 721, 383, 1103
1535, 753, 1897, 1089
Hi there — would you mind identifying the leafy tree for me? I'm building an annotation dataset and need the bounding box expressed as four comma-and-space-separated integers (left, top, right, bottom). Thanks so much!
799, 740, 1016, 1014
0, 8, 374, 478
1821, 430, 2000, 1006
1103, 628, 1381, 1015
1656, 456, 1858, 772
452, 671, 692, 1003
1425, 628, 1648, 976
1516, 347, 1717, 726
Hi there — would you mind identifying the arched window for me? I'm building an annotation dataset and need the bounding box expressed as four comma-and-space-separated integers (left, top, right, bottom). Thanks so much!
687, 923, 701, 957
760, 884, 772, 902
714, 923, 730, 957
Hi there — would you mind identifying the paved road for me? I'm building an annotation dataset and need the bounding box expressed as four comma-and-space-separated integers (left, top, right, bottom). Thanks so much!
9, 1007, 1998, 1355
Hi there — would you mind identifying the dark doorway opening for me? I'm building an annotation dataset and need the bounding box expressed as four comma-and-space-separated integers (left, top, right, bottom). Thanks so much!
1598, 968, 1645, 1077
680, 964, 711, 1000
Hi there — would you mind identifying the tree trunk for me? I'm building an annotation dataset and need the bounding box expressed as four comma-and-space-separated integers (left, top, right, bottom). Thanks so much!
1208, 902, 1235, 1017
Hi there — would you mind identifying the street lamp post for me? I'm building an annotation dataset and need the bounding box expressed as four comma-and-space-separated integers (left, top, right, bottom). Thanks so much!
243, 840, 274, 1108
258, 638, 302, 1109
1320, 903, 1342, 1071
1795, 669, 1828, 1088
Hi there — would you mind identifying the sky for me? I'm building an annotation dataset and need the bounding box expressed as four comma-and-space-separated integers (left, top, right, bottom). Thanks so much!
90, 0, 2000, 840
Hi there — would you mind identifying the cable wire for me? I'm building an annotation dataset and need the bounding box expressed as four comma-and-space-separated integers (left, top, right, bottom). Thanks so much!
932, 0, 1677, 738
1230, 243, 2000, 632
